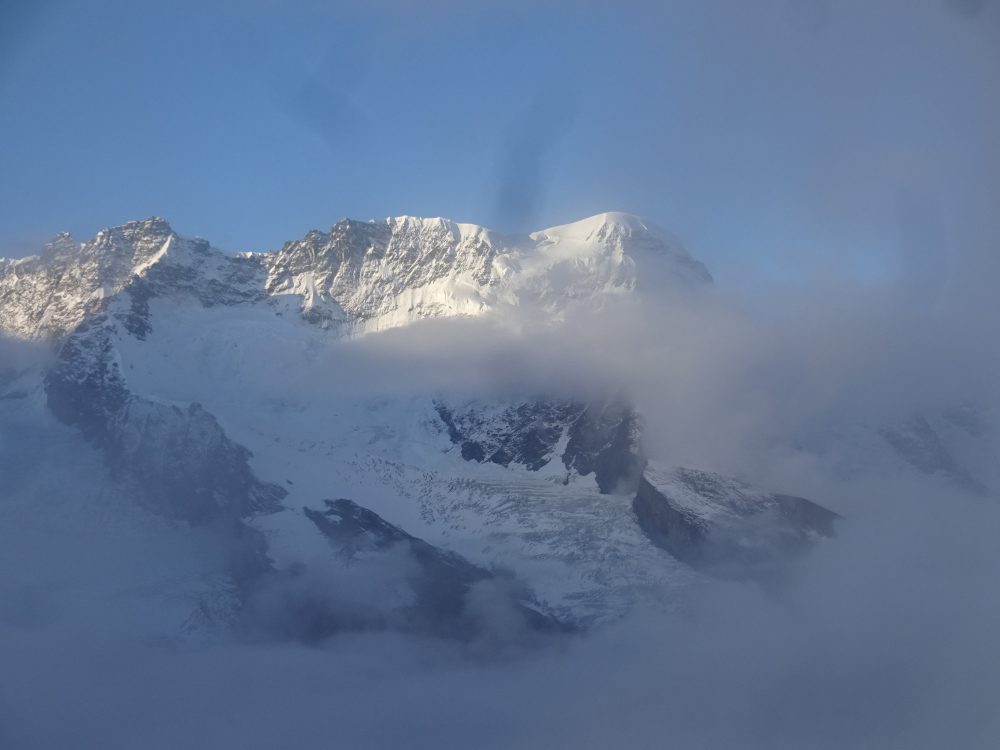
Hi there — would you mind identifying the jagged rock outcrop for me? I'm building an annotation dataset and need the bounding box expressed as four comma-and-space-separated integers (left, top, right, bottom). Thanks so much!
434, 400, 577, 471
434, 397, 645, 493
562, 399, 645, 493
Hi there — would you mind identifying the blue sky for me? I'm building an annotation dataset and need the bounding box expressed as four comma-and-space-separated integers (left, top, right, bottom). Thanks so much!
1, 0, 997, 286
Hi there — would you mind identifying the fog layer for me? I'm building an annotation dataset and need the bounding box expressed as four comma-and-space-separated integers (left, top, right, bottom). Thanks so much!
2, 263, 999, 748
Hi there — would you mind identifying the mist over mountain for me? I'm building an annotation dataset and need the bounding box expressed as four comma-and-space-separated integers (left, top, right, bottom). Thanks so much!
3, 0, 1000, 747
2, 209, 998, 749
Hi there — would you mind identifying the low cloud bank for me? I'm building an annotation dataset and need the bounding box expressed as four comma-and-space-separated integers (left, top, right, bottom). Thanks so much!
2, 479, 997, 750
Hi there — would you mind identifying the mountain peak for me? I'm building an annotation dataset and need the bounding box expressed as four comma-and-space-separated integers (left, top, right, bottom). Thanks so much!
536, 212, 653, 241
114, 216, 175, 240
530, 211, 712, 285
40, 231, 80, 261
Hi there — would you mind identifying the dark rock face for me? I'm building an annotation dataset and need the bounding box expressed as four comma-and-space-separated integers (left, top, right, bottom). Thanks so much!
121, 280, 154, 339
45, 316, 285, 524
633, 476, 706, 564
435, 397, 645, 493
45, 317, 130, 440
633, 467, 839, 580
301, 498, 562, 639
562, 399, 645, 493
106, 400, 286, 523
434, 400, 575, 472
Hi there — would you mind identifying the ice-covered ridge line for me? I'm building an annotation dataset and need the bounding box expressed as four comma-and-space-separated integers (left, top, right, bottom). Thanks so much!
0, 212, 712, 340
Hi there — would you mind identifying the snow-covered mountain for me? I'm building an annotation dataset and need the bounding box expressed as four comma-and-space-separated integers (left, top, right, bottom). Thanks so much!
1, 212, 989, 641
0, 212, 709, 341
